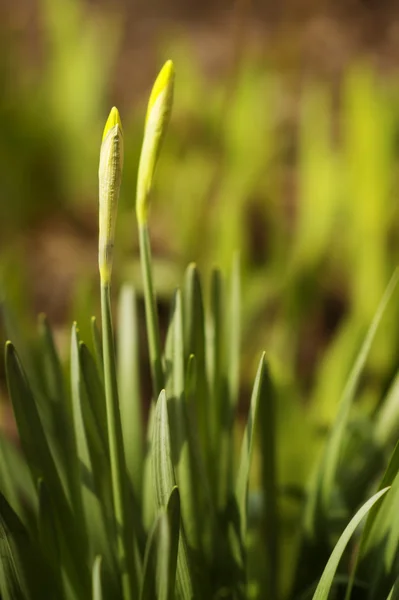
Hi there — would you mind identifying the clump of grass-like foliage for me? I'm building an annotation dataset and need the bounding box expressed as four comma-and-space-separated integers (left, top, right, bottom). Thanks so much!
1, 60, 399, 600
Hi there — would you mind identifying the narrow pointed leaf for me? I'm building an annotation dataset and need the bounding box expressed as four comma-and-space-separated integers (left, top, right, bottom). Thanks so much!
0, 491, 49, 600
321, 269, 399, 510
140, 515, 160, 600
353, 465, 399, 597
0, 433, 35, 527
183, 265, 205, 365
183, 264, 209, 460
312, 487, 390, 600
207, 268, 224, 457
80, 342, 108, 457
142, 402, 156, 531
207, 269, 229, 509
1, 296, 43, 397
141, 486, 181, 600
5, 341, 90, 596
38, 313, 65, 406
0, 492, 31, 600
360, 438, 399, 554
152, 390, 195, 599
70, 325, 97, 549
184, 354, 214, 564
37, 314, 74, 501
258, 360, 278, 600
157, 486, 180, 600
235, 352, 266, 538
387, 578, 399, 600
152, 391, 176, 507
79, 342, 116, 563
81, 338, 145, 562
165, 290, 200, 551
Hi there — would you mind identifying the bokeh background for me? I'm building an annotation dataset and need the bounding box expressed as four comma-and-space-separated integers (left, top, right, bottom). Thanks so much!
1, 3, 399, 402
2, 0, 399, 593
2, 1, 399, 384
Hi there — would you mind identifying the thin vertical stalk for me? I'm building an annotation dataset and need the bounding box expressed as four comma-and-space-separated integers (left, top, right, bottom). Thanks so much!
101, 282, 136, 600
136, 61, 174, 400
138, 223, 164, 398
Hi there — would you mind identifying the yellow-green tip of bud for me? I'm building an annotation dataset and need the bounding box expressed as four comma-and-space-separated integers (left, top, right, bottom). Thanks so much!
102, 106, 123, 141
136, 60, 175, 226
99, 107, 124, 285
145, 60, 175, 125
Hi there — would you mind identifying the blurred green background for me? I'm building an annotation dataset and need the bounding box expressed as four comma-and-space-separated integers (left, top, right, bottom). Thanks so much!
1, 2, 399, 384
2, 0, 399, 593
1, 3, 399, 402
2, 1, 399, 388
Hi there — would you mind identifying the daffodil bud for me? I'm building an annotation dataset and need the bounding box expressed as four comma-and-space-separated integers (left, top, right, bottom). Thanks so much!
136, 60, 175, 226
99, 107, 124, 284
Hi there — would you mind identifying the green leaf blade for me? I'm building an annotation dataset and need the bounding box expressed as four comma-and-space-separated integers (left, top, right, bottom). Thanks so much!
152, 390, 195, 599
117, 284, 143, 499
235, 352, 267, 538
312, 487, 390, 600
92, 556, 103, 600
183, 264, 209, 464
321, 269, 399, 511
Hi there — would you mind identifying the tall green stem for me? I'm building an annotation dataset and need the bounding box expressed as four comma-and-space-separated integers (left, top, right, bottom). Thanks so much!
101, 283, 136, 600
138, 223, 164, 398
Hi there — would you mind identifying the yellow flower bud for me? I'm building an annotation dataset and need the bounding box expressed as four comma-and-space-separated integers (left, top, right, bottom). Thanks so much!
99, 107, 124, 284
136, 60, 175, 226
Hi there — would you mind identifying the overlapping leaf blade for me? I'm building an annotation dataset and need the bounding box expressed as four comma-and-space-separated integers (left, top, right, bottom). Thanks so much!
0, 491, 42, 600
312, 487, 390, 600
183, 264, 209, 461
235, 352, 267, 539
387, 578, 399, 600
38, 315, 73, 501
353, 457, 399, 599
157, 486, 181, 600
80, 342, 109, 458
258, 359, 278, 600
320, 269, 399, 514
5, 341, 90, 597
71, 325, 106, 559
165, 289, 200, 553
78, 342, 117, 575
152, 390, 195, 599
0, 433, 35, 527
207, 268, 231, 511
140, 513, 160, 600
184, 354, 215, 566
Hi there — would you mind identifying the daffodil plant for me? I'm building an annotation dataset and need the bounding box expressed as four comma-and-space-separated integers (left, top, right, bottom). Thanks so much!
1, 61, 399, 600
